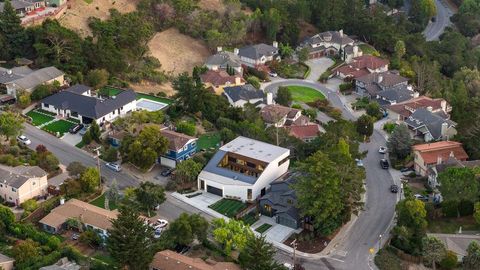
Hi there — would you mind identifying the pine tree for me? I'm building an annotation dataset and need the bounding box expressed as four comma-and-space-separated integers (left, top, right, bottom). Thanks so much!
239, 235, 285, 270
0, 0, 27, 59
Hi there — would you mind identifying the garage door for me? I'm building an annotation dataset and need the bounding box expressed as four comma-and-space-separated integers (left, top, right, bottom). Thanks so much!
160, 157, 176, 168
207, 185, 223, 197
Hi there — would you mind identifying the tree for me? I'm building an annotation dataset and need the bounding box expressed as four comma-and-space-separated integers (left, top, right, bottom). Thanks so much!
387, 124, 412, 160
246, 76, 261, 89
262, 8, 281, 41
124, 125, 169, 170
474, 202, 480, 225
12, 239, 39, 265
298, 47, 309, 62
356, 114, 374, 138
276, 86, 292, 106
79, 167, 100, 193
17, 92, 31, 108
0, 112, 24, 141
89, 121, 101, 142
86, 69, 109, 90
440, 250, 458, 270
410, 0, 436, 24
20, 199, 38, 212
279, 43, 294, 58
394, 40, 406, 60
396, 199, 428, 230
107, 179, 120, 206
422, 236, 446, 270
80, 229, 102, 248
67, 161, 87, 177
31, 85, 53, 101
212, 218, 253, 256
37, 152, 59, 173
463, 241, 480, 270
438, 167, 478, 203
134, 182, 166, 216
165, 213, 209, 247
366, 101, 383, 119
238, 234, 285, 270
107, 205, 154, 270
0, 0, 27, 59
175, 159, 203, 190
0, 205, 15, 232
176, 121, 196, 136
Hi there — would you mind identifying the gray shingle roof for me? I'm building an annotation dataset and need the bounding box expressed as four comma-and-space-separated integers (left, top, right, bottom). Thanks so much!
404, 108, 456, 139
65, 84, 90, 95
223, 84, 264, 103
300, 31, 354, 47
0, 165, 47, 189
205, 51, 242, 68
376, 87, 414, 103
238, 43, 278, 60
0, 0, 34, 12
0, 66, 64, 91
41, 85, 136, 120
259, 173, 300, 221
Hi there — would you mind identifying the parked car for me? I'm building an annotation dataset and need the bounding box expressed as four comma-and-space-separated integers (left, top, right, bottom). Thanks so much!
69, 123, 84, 134
400, 168, 415, 176
156, 219, 169, 228
390, 184, 399, 193
414, 194, 428, 202
283, 263, 294, 270
79, 125, 89, 136
105, 162, 121, 172
268, 71, 278, 77
154, 228, 162, 239
378, 146, 387, 154
355, 158, 364, 167
17, 135, 31, 145
71, 233, 79, 240
160, 168, 174, 177
380, 159, 389, 169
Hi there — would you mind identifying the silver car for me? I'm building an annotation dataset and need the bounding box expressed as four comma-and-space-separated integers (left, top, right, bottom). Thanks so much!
17, 135, 31, 145
105, 162, 121, 172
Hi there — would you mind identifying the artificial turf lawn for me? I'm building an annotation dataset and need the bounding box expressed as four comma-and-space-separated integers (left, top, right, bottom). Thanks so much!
198, 133, 221, 150
41, 120, 76, 136
26, 111, 54, 126
255, 223, 273, 234
287, 85, 325, 103
209, 199, 247, 218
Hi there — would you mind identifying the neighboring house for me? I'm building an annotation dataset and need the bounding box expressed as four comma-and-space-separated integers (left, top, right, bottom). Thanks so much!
0, 253, 14, 270
39, 198, 119, 236
355, 71, 410, 98
150, 250, 241, 270
259, 173, 302, 229
39, 257, 81, 270
223, 84, 265, 108
0, 66, 65, 97
41, 84, 137, 125
0, 165, 48, 206
197, 136, 290, 202
48, 0, 67, 7
428, 233, 480, 261
404, 108, 457, 142
387, 96, 452, 122
0, 0, 35, 16
159, 129, 198, 168
412, 141, 468, 176
336, 55, 389, 79
236, 42, 280, 67
427, 157, 480, 188
297, 30, 362, 62
286, 124, 323, 142
200, 70, 245, 95
205, 49, 243, 75
260, 104, 305, 128
374, 87, 417, 107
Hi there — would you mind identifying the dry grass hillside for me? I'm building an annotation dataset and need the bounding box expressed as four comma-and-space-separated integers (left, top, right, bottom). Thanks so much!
199, 0, 226, 13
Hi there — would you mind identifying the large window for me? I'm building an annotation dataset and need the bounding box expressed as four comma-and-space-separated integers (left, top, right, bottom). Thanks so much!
278, 156, 289, 167
247, 189, 252, 200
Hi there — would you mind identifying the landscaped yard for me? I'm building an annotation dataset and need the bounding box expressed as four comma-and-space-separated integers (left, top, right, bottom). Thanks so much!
358, 44, 379, 56
102, 86, 173, 105
241, 212, 258, 226
255, 223, 273, 234
287, 85, 325, 103
198, 133, 221, 150
26, 110, 54, 126
90, 193, 118, 210
41, 120, 76, 136
209, 199, 246, 218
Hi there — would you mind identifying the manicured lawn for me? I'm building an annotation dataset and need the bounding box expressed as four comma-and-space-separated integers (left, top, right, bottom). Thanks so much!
209, 199, 246, 218
241, 212, 258, 226
287, 85, 325, 103
198, 133, 221, 150
255, 223, 273, 234
42, 120, 76, 136
36, 109, 57, 116
26, 110, 54, 126
358, 44, 379, 55
90, 193, 118, 210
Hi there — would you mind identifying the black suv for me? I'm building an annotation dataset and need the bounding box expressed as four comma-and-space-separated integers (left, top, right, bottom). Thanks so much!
69, 123, 84, 134
390, 184, 399, 193
380, 159, 389, 169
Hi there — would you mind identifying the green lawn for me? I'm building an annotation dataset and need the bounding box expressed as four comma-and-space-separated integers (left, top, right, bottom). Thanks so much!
41, 120, 76, 136
75, 140, 86, 149
102, 86, 173, 105
241, 212, 258, 226
26, 111, 54, 126
36, 109, 57, 116
287, 85, 325, 103
90, 193, 118, 210
358, 44, 379, 56
209, 199, 246, 218
255, 223, 273, 234
198, 133, 221, 150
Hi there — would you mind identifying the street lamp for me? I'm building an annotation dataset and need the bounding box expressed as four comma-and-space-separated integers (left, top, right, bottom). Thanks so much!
378, 234, 383, 251
93, 146, 102, 188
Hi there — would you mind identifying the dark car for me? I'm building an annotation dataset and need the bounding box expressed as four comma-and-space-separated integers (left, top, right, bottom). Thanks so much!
160, 168, 174, 177
69, 123, 84, 134
390, 184, 399, 193
380, 159, 389, 169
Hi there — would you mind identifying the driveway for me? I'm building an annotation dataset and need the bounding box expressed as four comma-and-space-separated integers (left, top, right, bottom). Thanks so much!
252, 216, 299, 243
305, 58, 335, 81
62, 132, 82, 146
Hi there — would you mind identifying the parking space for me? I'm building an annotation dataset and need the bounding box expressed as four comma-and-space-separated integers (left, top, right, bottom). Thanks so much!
171, 191, 225, 219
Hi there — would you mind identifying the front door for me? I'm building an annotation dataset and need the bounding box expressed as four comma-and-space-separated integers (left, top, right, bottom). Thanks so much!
200, 180, 205, 190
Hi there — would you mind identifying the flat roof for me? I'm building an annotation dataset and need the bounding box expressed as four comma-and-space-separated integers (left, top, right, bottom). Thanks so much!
220, 136, 289, 163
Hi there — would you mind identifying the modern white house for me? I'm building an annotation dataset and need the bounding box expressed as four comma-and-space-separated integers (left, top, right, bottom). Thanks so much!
40, 84, 137, 125
197, 136, 290, 202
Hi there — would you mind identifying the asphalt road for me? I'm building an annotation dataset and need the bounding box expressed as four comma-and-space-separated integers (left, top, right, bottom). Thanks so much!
423, 0, 454, 41
264, 80, 398, 270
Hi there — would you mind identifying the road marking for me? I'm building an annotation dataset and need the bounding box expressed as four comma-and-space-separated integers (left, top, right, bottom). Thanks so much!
321, 258, 336, 270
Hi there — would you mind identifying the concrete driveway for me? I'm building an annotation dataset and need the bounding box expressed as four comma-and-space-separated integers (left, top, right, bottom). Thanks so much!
305, 58, 334, 81
62, 132, 82, 146
252, 216, 299, 243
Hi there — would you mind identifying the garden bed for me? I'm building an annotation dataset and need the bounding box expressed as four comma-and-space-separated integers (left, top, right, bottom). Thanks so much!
208, 199, 246, 218
283, 230, 332, 253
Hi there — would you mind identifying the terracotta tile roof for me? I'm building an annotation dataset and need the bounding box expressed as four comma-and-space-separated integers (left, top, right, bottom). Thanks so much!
150, 250, 240, 270
413, 141, 469, 165
160, 129, 197, 151
287, 124, 320, 140
352, 55, 389, 70
200, 70, 244, 87
260, 104, 299, 123
336, 65, 370, 78
388, 96, 448, 118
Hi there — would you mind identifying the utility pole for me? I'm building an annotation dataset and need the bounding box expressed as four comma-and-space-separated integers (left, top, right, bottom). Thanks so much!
94, 146, 102, 189
291, 239, 298, 269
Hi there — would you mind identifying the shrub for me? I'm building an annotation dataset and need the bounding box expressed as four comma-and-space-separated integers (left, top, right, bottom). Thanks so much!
0, 154, 21, 166
458, 200, 474, 216
440, 250, 458, 270
246, 76, 260, 88
31, 85, 53, 101
82, 131, 92, 145
383, 122, 397, 133
441, 200, 459, 218
339, 82, 353, 92
102, 147, 118, 162
374, 247, 402, 270
21, 199, 38, 212
176, 121, 196, 136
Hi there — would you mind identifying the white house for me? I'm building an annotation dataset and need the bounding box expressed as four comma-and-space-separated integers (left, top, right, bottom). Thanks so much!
236, 42, 280, 67
297, 30, 362, 62
40, 84, 137, 125
197, 136, 290, 202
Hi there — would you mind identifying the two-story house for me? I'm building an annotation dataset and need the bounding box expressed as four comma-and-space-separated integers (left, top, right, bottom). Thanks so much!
412, 141, 469, 176
159, 129, 198, 168
0, 66, 64, 97
404, 108, 457, 142
297, 30, 362, 62
236, 42, 280, 68
223, 84, 265, 108
0, 165, 48, 206
355, 71, 409, 98
336, 55, 389, 79
200, 70, 245, 95
197, 136, 290, 202
205, 49, 243, 75
427, 157, 480, 188
387, 96, 452, 122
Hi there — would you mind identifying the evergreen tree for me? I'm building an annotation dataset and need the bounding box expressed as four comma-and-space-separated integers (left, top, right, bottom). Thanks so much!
0, 0, 27, 59
239, 235, 285, 270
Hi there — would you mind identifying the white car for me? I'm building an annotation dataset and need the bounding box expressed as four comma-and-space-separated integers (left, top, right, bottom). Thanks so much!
268, 71, 278, 77
154, 228, 163, 239
156, 219, 169, 228
105, 162, 121, 172
17, 135, 31, 145
379, 146, 387, 154
414, 194, 428, 201
355, 158, 364, 167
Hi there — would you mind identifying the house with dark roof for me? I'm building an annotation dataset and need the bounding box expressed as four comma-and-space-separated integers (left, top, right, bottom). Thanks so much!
197, 137, 290, 202
355, 71, 413, 105
40, 84, 137, 125
404, 108, 457, 142
427, 157, 480, 188
159, 129, 198, 168
223, 84, 265, 108
0, 0, 35, 16
387, 96, 452, 122
205, 49, 243, 75
235, 42, 280, 67
336, 55, 389, 79
200, 70, 245, 95
0, 165, 47, 206
0, 66, 65, 97
412, 141, 469, 176
297, 30, 362, 62
374, 87, 417, 107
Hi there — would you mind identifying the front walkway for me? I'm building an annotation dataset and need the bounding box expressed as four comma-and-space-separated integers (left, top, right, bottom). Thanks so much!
251, 216, 300, 243
171, 191, 225, 219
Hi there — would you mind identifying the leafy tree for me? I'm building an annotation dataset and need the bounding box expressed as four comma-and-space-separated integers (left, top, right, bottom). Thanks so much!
176, 121, 196, 136
396, 199, 427, 230
366, 101, 382, 119
107, 205, 154, 270
387, 124, 412, 160
134, 182, 166, 216
67, 161, 87, 177
438, 167, 478, 203
89, 121, 101, 142
31, 85, 53, 101
356, 114, 374, 138
165, 213, 209, 247
220, 127, 236, 143
410, 0, 436, 25
276, 86, 292, 106
279, 43, 294, 58
394, 40, 406, 60
212, 218, 253, 256
422, 236, 446, 270
246, 76, 261, 89
12, 239, 39, 265
37, 152, 59, 173
440, 250, 458, 270
0, 205, 15, 232
175, 159, 203, 190
463, 241, 480, 270
102, 147, 118, 162
0, 0, 27, 59
20, 199, 38, 212
79, 167, 100, 193
107, 179, 120, 205
0, 112, 24, 141
123, 125, 169, 170
239, 234, 285, 270
86, 69, 109, 90
262, 8, 281, 41
298, 47, 309, 62
475, 202, 480, 225
17, 92, 31, 108
80, 229, 102, 248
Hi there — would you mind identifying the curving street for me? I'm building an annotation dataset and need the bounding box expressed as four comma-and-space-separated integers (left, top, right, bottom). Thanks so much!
423, 0, 455, 41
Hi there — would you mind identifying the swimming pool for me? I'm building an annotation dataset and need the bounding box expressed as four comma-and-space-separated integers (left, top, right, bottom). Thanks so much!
136, 98, 168, 111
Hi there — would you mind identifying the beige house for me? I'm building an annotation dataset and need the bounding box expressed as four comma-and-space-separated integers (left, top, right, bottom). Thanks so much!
0, 253, 14, 270
0, 66, 65, 97
150, 250, 240, 270
412, 141, 469, 176
200, 70, 245, 95
0, 165, 48, 206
